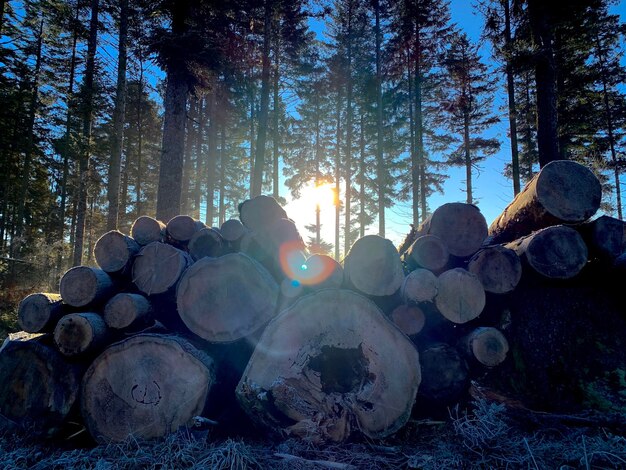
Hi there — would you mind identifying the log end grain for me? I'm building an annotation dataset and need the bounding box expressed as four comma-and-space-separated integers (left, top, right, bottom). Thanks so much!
302, 254, 344, 289
18, 293, 63, 333
404, 235, 450, 271
54, 313, 108, 357
468, 245, 522, 294
94, 230, 140, 273
435, 268, 486, 324
104, 293, 152, 330
461, 327, 509, 367
401, 269, 439, 304
188, 227, 225, 261
220, 219, 247, 242
132, 242, 192, 295
390, 304, 426, 337
166, 215, 202, 244
59, 267, 114, 308
131, 216, 165, 246
426, 203, 488, 258
239, 195, 288, 231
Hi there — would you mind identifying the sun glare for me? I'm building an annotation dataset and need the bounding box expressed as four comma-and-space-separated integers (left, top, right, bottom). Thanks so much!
303, 182, 336, 209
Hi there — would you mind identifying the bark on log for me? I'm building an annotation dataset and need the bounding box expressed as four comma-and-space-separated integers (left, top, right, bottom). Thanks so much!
578, 215, 624, 260
435, 268, 485, 324
131, 216, 165, 246
104, 293, 152, 330
389, 304, 425, 337
488, 160, 602, 244
220, 218, 247, 243
303, 254, 344, 289
81, 333, 214, 443
239, 195, 287, 231
53, 312, 109, 357
236, 289, 421, 443
459, 327, 509, 368
417, 343, 469, 405
166, 215, 205, 247
344, 235, 404, 297
403, 235, 449, 272
176, 253, 279, 342
188, 227, 225, 261
59, 266, 116, 308
419, 203, 488, 258
18, 293, 64, 333
505, 225, 588, 279
401, 269, 439, 304
468, 245, 522, 294
132, 242, 193, 295
94, 230, 140, 275
0, 332, 82, 433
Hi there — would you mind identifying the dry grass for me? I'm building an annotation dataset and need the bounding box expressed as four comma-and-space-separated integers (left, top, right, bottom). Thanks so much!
1, 400, 625, 470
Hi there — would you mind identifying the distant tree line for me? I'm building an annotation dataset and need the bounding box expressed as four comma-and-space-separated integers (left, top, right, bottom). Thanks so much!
0, 0, 624, 278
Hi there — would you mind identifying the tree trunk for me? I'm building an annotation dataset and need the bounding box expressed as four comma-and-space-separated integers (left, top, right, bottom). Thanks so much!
374, 0, 384, 237
239, 195, 287, 231
132, 242, 192, 296
504, 0, 521, 195
236, 289, 421, 443
488, 160, 601, 244
81, 333, 215, 443
577, 215, 624, 261
193, 98, 205, 219
418, 203, 488, 258
131, 216, 165, 246
136, 60, 145, 216
176, 253, 278, 342
0, 332, 82, 434
53, 312, 109, 357
527, 0, 559, 166
205, 90, 218, 226
251, 0, 272, 197
407, 49, 419, 226
334, 88, 342, 261
403, 234, 449, 272
467, 245, 522, 294
106, 0, 129, 231
505, 225, 588, 279
188, 227, 225, 261
94, 230, 140, 275
435, 268, 485, 324
401, 268, 439, 304
272, 31, 280, 200
459, 327, 509, 368
344, 235, 404, 297
73, 0, 99, 266
181, 98, 198, 215
359, 114, 366, 238
104, 293, 152, 330
390, 304, 425, 337
18, 293, 65, 333
218, 121, 227, 225
166, 214, 204, 247
220, 219, 246, 244
60, 266, 116, 308
344, 3, 354, 256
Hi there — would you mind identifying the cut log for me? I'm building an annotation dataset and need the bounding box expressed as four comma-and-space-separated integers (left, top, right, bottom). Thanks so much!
54, 313, 109, 357
468, 245, 522, 294
417, 343, 469, 404
94, 230, 140, 275
344, 235, 404, 297
459, 327, 509, 367
278, 278, 306, 312
389, 304, 425, 337
188, 227, 225, 261
130, 216, 165, 246
132, 242, 193, 295
401, 269, 439, 304
18, 293, 64, 333
419, 203, 488, 258
489, 160, 602, 244
176, 253, 279, 342
239, 195, 288, 231
302, 254, 344, 289
81, 333, 214, 443
435, 268, 485, 324
104, 293, 152, 330
166, 215, 205, 247
403, 235, 449, 272
236, 289, 420, 443
505, 225, 588, 279
220, 218, 247, 243
0, 332, 82, 434
578, 215, 624, 260
59, 266, 116, 308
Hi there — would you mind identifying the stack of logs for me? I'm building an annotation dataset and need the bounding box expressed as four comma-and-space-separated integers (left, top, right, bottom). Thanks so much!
1, 160, 624, 445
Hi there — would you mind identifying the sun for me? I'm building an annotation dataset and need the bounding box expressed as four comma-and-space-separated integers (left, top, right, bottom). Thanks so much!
301, 181, 336, 209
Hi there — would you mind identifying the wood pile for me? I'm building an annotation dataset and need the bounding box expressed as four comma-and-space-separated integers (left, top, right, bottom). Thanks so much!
1, 160, 625, 445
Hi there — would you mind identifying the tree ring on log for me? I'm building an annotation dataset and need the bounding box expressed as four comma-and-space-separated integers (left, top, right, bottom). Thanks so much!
236, 289, 420, 443
94, 230, 139, 273
435, 268, 485, 324
132, 242, 191, 295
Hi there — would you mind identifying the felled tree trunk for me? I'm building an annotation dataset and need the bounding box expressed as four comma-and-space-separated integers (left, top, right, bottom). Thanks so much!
104, 293, 152, 330
239, 195, 287, 231
188, 227, 225, 261
417, 343, 469, 406
176, 253, 279, 342
577, 215, 624, 260
435, 268, 485, 324
488, 160, 601, 244
505, 225, 588, 279
403, 235, 449, 272
81, 333, 214, 443
401, 269, 439, 304
18, 293, 65, 333
236, 289, 421, 443
60, 267, 116, 308
94, 230, 140, 275
417, 203, 488, 258
344, 235, 404, 297
131, 216, 165, 246
220, 218, 246, 244
468, 245, 522, 294
53, 312, 109, 357
390, 304, 425, 337
302, 254, 344, 289
166, 215, 205, 248
0, 332, 83, 434
132, 242, 192, 295
459, 327, 509, 368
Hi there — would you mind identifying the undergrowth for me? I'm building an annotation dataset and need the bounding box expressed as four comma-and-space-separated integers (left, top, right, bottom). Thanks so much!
1, 399, 625, 469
